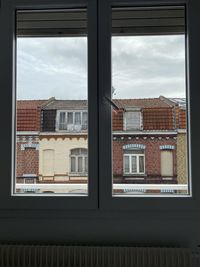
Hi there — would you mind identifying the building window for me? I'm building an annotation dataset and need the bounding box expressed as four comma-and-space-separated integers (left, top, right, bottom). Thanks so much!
70, 148, 88, 174
42, 149, 54, 177
161, 150, 173, 177
123, 149, 145, 175
124, 110, 142, 131
57, 111, 88, 131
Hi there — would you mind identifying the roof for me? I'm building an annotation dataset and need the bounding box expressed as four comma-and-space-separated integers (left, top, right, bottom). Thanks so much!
16, 96, 186, 132
42, 96, 174, 110
43, 99, 87, 110
169, 98, 186, 109
113, 97, 172, 109
17, 100, 46, 109
17, 100, 47, 131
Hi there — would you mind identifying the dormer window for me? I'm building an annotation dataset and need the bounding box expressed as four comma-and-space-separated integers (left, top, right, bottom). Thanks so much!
57, 111, 88, 132
124, 110, 142, 131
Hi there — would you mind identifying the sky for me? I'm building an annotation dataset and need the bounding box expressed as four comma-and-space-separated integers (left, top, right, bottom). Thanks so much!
17, 35, 186, 100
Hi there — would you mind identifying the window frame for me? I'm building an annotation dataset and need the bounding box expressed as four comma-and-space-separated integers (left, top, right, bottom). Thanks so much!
0, 0, 98, 210
160, 149, 174, 177
123, 152, 145, 175
98, 0, 200, 211
56, 110, 88, 131
0, 0, 199, 231
124, 110, 143, 131
70, 148, 88, 175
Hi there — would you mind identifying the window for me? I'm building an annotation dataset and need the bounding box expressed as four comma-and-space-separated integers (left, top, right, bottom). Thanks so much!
123, 150, 145, 175
1, 1, 200, 248
161, 150, 173, 178
124, 110, 142, 131
42, 149, 54, 177
14, 8, 92, 197
111, 5, 189, 197
57, 111, 88, 131
70, 148, 88, 175
1, 1, 198, 222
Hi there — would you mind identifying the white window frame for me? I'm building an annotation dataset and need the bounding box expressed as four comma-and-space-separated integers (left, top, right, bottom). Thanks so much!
123, 153, 145, 175
56, 110, 88, 131
70, 148, 88, 175
124, 110, 143, 131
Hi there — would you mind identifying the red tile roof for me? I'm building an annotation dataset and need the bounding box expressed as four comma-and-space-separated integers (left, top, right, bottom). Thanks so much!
17, 97, 186, 132
178, 108, 186, 129
143, 107, 174, 130
112, 109, 124, 131
113, 97, 171, 109
17, 100, 46, 109
17, 100, 47, 131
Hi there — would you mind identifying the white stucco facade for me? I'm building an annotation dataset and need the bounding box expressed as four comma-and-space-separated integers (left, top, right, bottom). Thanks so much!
39, 135, 88, 181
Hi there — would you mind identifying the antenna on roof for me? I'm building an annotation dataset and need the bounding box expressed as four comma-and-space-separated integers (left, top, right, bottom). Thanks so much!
112, 86, 116, 96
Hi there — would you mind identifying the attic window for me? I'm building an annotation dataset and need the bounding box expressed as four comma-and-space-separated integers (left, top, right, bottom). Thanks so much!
124, 110, 142, 130
57, 111, 88, 131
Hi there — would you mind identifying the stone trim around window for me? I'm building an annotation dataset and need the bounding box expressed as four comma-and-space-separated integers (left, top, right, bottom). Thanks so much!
21, 143, 39, 150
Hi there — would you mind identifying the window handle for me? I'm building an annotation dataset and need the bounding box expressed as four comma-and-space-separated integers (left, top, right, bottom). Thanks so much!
103, 96, 120, 111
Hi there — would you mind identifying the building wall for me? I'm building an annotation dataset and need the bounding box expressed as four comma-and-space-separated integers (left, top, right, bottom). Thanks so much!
16, 136, 39, 182
177, 131, 188, 184
39, 136, 88, 181
113, 136, 177, 183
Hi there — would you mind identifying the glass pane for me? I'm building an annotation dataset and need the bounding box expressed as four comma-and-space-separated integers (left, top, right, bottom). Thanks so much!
124, 156, 129, 173
131, 156, 137, 173
59, 112, 66, 130
67, 112, 73, 125
71, 157, 76, 173
126, 112, 141, 130
85, 157, 88, 173
139, 156, 144, 173
112, 6, 189, 196
78, 157, 83, 172
75, 112, 81, 125
15, 9, 88, 195
82, 112, 88, 130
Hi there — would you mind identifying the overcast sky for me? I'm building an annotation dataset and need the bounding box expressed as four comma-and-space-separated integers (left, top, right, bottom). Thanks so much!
17, 35, 186, 100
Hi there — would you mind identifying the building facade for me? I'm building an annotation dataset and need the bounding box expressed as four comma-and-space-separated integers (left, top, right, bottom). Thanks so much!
16, 96, 187, 194
16, 100, 46, 192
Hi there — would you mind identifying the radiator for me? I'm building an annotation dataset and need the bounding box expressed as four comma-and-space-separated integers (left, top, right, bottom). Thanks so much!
0, 244, 198, 267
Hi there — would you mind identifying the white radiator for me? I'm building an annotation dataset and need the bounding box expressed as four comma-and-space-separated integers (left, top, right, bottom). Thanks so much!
0, 245, 198, 267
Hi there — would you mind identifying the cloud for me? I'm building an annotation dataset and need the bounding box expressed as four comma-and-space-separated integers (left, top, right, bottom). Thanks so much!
112, 35, 186, 98
17, 35, 186, 100
17, 37, 87, 100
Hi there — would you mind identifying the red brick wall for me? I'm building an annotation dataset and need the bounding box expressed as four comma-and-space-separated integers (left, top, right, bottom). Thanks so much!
16, 142, 39, 178
112, 137, 177, 181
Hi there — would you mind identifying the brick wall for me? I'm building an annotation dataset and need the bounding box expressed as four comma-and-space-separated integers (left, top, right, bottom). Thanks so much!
177, 132, 188, 184
112, 136, 177, 182
16, 142, 39, 179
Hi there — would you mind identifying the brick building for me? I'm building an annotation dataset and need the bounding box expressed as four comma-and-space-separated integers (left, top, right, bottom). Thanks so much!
16, 96, 187, 193
112, 96, 187, 186
16, 100, 47, 190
